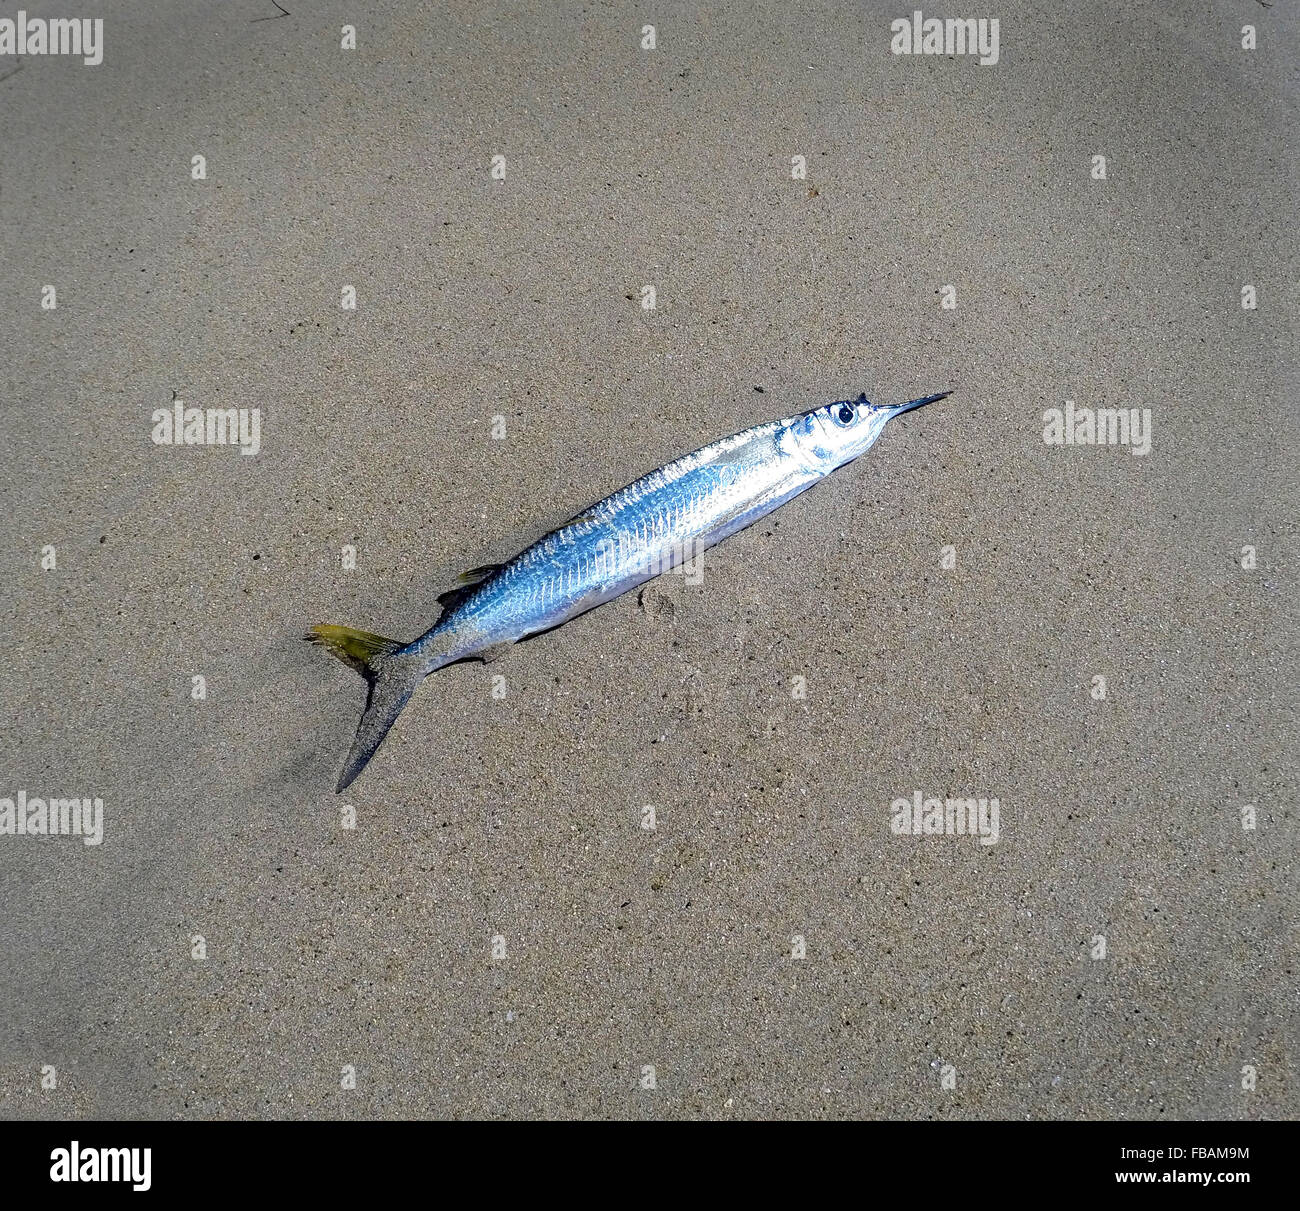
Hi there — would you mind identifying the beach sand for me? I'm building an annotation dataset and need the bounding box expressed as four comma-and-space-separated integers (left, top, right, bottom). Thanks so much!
0, 1, 1295, 1118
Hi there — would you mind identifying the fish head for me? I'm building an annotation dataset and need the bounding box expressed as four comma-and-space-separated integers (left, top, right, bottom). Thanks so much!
788, 393, 894, 469
787, 391, 950, 471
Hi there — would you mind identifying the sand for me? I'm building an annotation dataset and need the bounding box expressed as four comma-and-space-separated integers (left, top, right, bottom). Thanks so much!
0, 0, 1295, 1119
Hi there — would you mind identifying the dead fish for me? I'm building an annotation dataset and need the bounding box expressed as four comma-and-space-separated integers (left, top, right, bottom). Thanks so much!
309, 389, 950, 790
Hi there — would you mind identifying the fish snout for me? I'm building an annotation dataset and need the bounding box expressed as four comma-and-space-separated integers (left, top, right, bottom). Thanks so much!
888, 390, 953, 418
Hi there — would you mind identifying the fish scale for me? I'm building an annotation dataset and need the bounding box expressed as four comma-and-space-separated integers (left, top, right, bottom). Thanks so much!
308, 388, 951, 790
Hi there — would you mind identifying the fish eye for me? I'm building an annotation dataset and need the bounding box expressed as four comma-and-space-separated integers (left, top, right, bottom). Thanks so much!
834, 403, 856, 426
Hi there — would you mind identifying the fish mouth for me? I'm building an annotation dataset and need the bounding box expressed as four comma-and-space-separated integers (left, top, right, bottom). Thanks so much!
888, 389, 953, 417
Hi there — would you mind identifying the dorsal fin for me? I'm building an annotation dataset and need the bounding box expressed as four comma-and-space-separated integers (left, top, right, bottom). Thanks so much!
435, 564, 503, 612
457, 564, 502, 585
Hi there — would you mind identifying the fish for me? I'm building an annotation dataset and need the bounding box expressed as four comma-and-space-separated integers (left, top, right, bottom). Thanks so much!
309, 388, 950, 790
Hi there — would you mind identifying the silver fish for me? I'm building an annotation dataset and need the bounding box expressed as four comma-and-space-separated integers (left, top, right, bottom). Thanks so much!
310, 388, 950, 790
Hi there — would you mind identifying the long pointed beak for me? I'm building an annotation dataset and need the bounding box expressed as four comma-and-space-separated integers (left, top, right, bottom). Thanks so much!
889, 389, 952, 417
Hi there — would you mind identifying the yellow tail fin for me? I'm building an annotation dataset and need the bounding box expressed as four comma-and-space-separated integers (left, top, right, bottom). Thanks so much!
306, 623, 427, 792
305, 624, 403, 680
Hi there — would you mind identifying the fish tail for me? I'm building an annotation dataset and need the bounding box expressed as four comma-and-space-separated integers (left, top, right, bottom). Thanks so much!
305, 624, 427, 792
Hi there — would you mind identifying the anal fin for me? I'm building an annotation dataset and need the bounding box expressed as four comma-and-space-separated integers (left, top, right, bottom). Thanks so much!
479, 641, 514, 664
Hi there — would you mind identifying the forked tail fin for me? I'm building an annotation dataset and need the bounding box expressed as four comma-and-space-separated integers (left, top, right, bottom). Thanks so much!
305, 625, 426, 792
